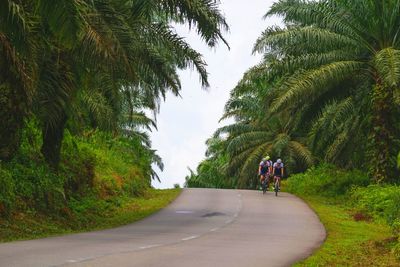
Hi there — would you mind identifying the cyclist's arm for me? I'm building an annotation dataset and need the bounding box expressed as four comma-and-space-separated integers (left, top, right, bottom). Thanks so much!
282, 167, 285, 177
258, 165, 261, 175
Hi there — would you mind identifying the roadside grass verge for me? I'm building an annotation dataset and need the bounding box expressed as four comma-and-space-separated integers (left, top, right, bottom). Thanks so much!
285, 164, 399, 266
0, 189, 181, 243
294, 196, 398, 266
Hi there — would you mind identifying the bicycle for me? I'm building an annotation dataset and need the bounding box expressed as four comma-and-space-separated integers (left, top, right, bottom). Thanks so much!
273, 175, 281, 197
261, 173, 273, 194
261, 176, 268, 194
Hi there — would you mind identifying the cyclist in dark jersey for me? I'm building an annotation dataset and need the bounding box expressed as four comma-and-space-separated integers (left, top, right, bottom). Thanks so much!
259, 156, 272, 189
273, 159, 284, 190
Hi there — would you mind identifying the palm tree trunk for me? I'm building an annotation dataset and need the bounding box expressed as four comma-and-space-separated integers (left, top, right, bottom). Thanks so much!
370, 83, 393, 183
0, 83, 25, 161
41, 111, 68, 169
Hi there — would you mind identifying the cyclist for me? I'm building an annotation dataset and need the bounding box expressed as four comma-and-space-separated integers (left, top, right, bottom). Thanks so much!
273, 158, 284, 190
259, 156, 273, 190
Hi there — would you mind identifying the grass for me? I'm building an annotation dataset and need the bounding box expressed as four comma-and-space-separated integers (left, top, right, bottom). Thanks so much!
0, 188, 181, 243
283, 165, 399, 266
294, 196, 399, 266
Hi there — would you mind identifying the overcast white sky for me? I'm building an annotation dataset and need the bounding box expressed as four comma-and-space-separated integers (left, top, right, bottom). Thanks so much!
151, 1, 282, 189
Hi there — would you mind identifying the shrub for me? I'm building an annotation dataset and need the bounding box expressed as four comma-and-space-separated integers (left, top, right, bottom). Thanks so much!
351, 185, 400, 235
286, 164, 370, 197
0, 126, 154, 220
398, 151, 400, 169
0, 166, 15, 214
394, 240, 400, 260
11, 159, 64, 212
60, 131, 97, 196
123, 170, 149, 197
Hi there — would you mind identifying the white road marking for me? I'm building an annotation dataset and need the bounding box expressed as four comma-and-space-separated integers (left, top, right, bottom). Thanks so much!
175, 210, 194, 214
66, 260, 77, 263
76, 257, 93, 262
210, 228, 219, 232
139, 244, 160, 249
181, 235, 198, 241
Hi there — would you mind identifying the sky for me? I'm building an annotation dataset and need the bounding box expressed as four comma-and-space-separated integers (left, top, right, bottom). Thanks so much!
151, 1, 282, 189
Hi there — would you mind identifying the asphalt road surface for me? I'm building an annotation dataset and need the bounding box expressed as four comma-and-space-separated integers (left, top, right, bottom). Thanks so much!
0, 189, 325, 267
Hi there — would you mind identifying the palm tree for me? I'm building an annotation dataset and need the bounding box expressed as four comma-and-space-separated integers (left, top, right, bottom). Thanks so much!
254, 0, 400, 182
214, 68, 314, 188
0, 0, 229, 166
308, 97, 368, 168
185, 137, 233, 188
31, 0, 229, 167
0, 0, 36, 161
215, 115, 313, 189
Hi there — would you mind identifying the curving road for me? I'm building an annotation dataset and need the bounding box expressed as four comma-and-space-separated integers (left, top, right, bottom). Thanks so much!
0, 189, 325, 267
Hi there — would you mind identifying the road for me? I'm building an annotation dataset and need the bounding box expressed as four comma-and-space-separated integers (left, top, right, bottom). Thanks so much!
0, 189, 325, 267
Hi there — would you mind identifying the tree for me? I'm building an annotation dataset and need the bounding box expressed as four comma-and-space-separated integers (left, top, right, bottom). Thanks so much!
211, 67, 313, 188
0, 0, 36, 161
0, 0, 229, 167
185, 137, 232, 188
254, 0, 400, 182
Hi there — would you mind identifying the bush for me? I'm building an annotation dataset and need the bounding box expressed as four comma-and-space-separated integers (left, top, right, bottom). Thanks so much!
61, 135, 96, 197
398, 151, 400, 169
286, 164, 370, 197
0, 166, 15, 214
123, 170, 149, 197
351, 185, 400, 236
0, 126, 154, 219
394, 240, 400, 260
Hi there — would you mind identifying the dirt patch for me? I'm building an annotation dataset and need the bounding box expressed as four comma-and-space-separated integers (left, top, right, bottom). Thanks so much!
353, 212, 372, 222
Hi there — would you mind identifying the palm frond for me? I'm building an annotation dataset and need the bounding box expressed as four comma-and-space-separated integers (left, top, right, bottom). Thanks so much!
374, 47, 400, 87
253, 26, 359, 55
271, 61, 363, 112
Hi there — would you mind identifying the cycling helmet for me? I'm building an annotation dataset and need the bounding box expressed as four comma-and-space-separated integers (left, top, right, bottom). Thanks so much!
277, 158, 282, 164
263, 155, 270, 161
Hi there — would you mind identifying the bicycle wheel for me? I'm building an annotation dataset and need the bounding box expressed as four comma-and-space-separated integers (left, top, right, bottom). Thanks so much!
274, 179, 279, 196
262, 179, 266, 194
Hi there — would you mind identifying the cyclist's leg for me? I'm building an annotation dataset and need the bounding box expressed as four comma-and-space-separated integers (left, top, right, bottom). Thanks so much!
272, 175, 278, 188
277, 176, 281, 189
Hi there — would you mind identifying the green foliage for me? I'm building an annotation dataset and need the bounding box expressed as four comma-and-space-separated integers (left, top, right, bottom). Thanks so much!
287, 164, 400, 263
198, 0, 400, 187
10, 159, 64, 212
1, 0, 229, 170
0, 166, 15, 214
0, 0, 228, 242
263, 0, 400, 182
185, 137, 234, 189
185, 160, 233, 189
294, 195, 398, 266
61, 131, 97, 197
398, 151, 400, 168
0, 121, 157, 215
352, 185, 400, 236
0, 189, 181, 242
286, 164, 370, 198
